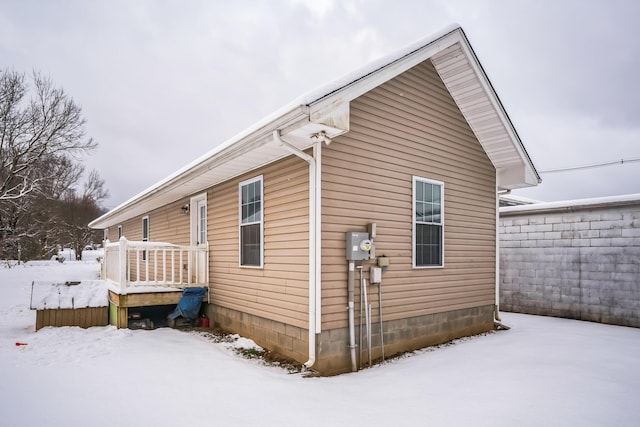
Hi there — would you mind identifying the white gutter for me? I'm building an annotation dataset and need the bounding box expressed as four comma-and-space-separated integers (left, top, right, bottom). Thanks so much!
273, 130, 319, 369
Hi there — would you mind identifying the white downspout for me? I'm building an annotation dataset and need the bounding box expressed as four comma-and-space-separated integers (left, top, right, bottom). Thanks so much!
495, 187, 500, 321
494, 187, 510, 330
313, 141, 322, 332
273, 130, 319, 369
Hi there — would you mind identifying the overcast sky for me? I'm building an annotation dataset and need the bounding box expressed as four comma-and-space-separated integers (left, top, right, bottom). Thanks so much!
1, 0, 639, 208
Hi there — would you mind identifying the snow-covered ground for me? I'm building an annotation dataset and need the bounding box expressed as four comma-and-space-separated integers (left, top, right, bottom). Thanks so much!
1, 259, 639, 427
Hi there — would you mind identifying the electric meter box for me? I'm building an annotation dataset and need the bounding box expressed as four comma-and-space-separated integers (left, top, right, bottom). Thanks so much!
345, 231, 371, 261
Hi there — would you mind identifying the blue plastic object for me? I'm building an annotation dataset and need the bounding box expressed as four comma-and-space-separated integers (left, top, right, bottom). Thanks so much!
167, 287, 207, 321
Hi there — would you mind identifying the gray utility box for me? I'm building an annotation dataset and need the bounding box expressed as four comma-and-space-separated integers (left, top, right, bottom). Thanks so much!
345, 231, 371, 261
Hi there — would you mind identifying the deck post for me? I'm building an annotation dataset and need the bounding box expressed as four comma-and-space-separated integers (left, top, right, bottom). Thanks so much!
102, 239, 110, 280
205, 242, 210, 286
119, 236, 128, 293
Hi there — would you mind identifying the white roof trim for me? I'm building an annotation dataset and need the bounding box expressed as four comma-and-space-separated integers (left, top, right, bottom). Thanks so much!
90, 25, 539, 229
430, 32, 539, 190
501, 193, 640, 215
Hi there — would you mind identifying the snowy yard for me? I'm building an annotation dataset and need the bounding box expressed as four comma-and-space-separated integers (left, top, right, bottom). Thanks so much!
1, 259, 639, 427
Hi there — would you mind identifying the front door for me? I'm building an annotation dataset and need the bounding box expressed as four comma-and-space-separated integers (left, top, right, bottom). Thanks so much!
190, 194, 208, 284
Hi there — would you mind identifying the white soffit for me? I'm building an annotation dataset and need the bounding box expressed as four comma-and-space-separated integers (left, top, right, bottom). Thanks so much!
430, 33, 540, 190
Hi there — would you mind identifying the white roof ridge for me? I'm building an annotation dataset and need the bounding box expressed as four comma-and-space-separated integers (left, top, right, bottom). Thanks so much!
295, 23, 462, 107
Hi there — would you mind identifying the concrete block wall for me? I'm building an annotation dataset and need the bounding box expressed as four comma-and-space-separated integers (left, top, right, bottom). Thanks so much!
499, 196, 640, 327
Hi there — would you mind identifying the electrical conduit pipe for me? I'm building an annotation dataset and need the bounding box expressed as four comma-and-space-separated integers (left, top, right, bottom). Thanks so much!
347, 261, 357, 372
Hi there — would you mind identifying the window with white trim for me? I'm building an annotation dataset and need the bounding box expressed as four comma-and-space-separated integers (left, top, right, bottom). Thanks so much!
142, 216, 149, 261
117, 225, 123, 239
413, 177, 444, 268
239, 176, 263, 267
198, 199, 207, 245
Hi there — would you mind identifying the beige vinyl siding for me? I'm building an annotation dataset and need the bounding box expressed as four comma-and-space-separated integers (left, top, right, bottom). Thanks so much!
321, 59, 496, 330
209, 155, 310, 328
116, 198, 191, 245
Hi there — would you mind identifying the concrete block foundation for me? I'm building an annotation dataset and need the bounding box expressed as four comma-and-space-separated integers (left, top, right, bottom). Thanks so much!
315, 304, 496, 376
207, 303, 496, 376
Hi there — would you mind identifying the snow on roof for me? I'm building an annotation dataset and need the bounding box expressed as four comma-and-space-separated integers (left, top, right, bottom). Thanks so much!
30, 280, 108, 310
500, 193, 640, 214
296, 24, 461, 106
105, 279, 193, 295
500, 194, 543, 205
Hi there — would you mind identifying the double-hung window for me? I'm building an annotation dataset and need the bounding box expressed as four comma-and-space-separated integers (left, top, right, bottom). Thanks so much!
239, 176, 263, 267
413, 177, 444, 268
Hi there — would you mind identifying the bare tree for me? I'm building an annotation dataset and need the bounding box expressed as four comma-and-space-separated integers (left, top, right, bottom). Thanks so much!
55, 171, 108, 260
0, 154, 87, 259
83, 169, 109, 203
0, 69, 100, 261
0, 69, 96, 201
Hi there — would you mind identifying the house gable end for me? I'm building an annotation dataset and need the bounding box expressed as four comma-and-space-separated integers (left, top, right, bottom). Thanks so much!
307, 28, 538, 191
431, 42, 538, 189
320, 59, 496, 331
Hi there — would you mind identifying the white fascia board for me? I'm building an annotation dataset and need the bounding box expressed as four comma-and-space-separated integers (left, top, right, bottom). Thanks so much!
450, 32, 540, 187
309, 100, 350, 136
497, 163, 540, 191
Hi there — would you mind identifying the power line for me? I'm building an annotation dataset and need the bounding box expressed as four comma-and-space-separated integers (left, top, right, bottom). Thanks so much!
539, 157, 640, 174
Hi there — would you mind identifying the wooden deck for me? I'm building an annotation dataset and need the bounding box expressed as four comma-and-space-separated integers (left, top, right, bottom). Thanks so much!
108, 289, 185, 307
102, 238, 209, 293
108, 288, 207, 328
100, 238, 210, 328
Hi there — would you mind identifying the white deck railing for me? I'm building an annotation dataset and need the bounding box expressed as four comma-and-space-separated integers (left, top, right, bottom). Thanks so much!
102, 237, 209, 294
